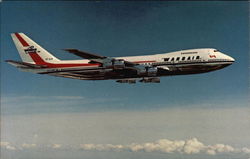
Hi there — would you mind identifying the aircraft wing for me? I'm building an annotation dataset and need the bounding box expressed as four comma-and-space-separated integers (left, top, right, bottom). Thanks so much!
63, 49, 162, 77
63, 49, 137, 67
63, 49, 106, 59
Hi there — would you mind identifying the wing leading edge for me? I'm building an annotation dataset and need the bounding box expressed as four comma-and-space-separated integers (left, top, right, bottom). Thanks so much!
63, 49, 137, 67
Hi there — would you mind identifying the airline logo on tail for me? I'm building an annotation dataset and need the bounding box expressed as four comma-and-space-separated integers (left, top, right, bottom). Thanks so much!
24, 46, 38, 54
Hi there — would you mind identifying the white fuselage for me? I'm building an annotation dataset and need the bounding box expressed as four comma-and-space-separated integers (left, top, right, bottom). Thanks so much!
19, 48, 234, 81
8, 33, 235, 83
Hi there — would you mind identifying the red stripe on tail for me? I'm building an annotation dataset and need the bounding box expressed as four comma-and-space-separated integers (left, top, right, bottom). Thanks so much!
28, 52, 47, 65
15, 33, 29, 47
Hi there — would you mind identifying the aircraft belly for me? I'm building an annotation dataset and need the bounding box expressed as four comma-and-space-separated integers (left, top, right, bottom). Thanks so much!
157, 62, 231, 76
35, 61, 232, 80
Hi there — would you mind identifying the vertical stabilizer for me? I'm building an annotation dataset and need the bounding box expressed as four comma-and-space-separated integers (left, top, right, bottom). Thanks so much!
11, 33, 60, 64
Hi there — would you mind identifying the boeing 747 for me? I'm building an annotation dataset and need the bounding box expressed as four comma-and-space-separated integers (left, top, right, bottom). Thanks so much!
6, 33, 235, 83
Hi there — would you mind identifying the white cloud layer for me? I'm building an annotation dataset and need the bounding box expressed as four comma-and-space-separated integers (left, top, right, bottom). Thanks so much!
79, 138, 249, 155
1, 138, 250, 156
0, 142, 16, 150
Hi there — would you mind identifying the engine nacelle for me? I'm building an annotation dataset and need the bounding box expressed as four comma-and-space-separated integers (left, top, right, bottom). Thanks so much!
116, 79, 136, 84
139, 77, 160, 83
102, 59, 125, 69
135, 65, 158, 76
147, 67, 158, 76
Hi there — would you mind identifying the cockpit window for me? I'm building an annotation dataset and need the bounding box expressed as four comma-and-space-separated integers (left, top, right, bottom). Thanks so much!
214, 50, 219, 52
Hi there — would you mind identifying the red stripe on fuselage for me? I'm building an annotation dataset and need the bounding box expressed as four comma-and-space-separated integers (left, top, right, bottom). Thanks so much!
29, 53, 156, 68
15, 33, 29, 47
28, 52, 100, 68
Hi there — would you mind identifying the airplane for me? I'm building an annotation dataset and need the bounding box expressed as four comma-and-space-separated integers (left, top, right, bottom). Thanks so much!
6, 33, 235, 84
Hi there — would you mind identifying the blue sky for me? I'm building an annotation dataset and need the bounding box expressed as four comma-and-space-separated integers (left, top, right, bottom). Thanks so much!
1, 1, 249, 113
1, 1, 249, 159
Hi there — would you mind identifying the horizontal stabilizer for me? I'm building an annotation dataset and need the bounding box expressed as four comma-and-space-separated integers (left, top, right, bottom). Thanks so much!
6, 60, 47, 68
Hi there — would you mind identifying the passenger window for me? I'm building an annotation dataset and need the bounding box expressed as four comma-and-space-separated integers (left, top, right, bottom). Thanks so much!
171, 57, 175, 61
196, 56, 200, 59
192, 56, 195, 60
182, 57, 185, 61
164, 58, 169, 61
176, 57, 180, 61
187, 56, 191, 60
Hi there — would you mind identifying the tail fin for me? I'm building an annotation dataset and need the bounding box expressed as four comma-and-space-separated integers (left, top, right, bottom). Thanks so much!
11, 33, 60, 64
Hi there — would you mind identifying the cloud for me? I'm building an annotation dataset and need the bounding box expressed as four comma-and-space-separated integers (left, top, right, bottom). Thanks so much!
51, 144, 62, 149
1, 138, 250, 157
21, 143, 37, 149
242, 147, 250, 154
0, 142, 16, 150
79, 138, 250, 156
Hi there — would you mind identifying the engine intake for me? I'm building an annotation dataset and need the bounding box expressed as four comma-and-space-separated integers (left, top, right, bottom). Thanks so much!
102, 59, 125, 69
135, 65, 158, 76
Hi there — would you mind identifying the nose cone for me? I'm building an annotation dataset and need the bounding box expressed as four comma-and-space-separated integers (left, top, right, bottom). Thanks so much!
227, 55, 235, 62
230, 56, 235, 62
220, 52, 235, 63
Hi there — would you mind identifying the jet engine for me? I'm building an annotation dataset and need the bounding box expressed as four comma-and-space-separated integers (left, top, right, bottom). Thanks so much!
102, 58, 125, 69
135, 65, 158, 76
139, 77, 160, 83
116, 79, 136, 84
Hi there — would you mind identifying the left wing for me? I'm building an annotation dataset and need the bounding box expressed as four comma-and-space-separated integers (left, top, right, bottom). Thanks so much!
63, 49, 106, 59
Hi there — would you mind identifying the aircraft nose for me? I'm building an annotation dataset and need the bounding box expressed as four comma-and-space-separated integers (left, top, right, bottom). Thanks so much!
228, 56, 235, 62
221, 52, 235, 62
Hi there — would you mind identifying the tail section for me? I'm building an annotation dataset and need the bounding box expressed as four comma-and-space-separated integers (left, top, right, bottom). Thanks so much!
11, 33, 60, 64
